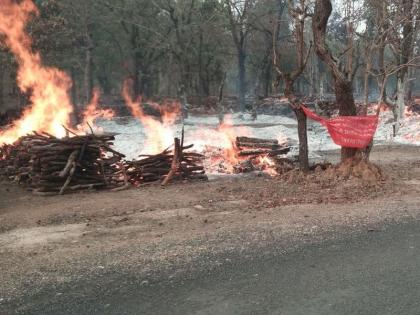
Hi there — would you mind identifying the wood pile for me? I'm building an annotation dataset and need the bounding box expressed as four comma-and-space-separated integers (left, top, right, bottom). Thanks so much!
0, 132, 125, 195
231, 137, 293, 174
235, 136, 290, 157
126, 137, 207, 186
0, 130, 208, 195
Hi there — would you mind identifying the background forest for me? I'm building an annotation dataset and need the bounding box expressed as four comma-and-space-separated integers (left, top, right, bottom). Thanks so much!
0, 0, 418, 115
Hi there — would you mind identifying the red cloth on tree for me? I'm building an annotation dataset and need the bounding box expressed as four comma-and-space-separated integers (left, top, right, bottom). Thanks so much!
301, 106, 379, 149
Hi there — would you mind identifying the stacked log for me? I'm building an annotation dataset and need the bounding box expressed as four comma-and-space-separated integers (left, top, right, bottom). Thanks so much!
235, 136, 290, 157
126, 138, 207, 186
230, 136, 294, 174
0, 132, 125, 195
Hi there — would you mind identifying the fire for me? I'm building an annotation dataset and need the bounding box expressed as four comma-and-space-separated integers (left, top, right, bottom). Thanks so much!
217, 115, 240, 165
122, 80, 180, 154
199, 118, 286, 176
191, 115, 246, 173
0, 0, 73, 144
79, 88, 115, 128
255, 155, 278, 176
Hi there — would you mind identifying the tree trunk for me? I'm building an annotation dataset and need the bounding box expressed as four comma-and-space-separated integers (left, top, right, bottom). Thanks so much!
394, 0, 415, 132
309, 52, 318, 97
264, 55, 272, 97
0, 60, 4, 111
132, 58, 140, 98
139, 66, 153, 98
238, 48, 247, 112
377, 43, 388, 105
285, 78, 309, 172
363, 56, 372, 114
363, 69, 369, 111
84, 49, 93, 103
294, 107, 309, 172
198, 31, 204, 104
394, 76, 406, 134
129, 25, 141, 98
335, 79, 358, 159
313, 0, 358, 161
84, 37, 94, 104
406, 66, 415, 101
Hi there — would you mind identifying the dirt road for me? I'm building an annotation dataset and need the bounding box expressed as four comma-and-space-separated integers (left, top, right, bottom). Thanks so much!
0, 145, 419, 314
17, 220, 420, 315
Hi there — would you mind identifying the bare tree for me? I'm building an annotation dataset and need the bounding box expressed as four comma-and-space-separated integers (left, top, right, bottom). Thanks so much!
393, 0, 418, 132
63, 0, 96, 104
225, 0, 255, 112
312, 0, 358, 160
273, 0, 312, 172
360, 0, 389, 111
364, 0, 419, 130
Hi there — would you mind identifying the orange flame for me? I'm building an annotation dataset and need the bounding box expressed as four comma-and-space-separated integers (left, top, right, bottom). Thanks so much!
122, 80, 180, 154
79, 88, 115, 128
217, 115, 239, 165
255, 155, 278, 176
0, 0, 73, 144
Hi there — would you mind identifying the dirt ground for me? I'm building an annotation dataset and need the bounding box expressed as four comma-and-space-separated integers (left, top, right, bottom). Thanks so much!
0, 145, 420, 312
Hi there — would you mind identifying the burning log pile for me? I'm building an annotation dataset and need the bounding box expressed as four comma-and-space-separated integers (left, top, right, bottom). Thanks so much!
233, 137, 292, 174
0, 132, 125, 195
203, 135, 295, 175
126, 137, 207, 186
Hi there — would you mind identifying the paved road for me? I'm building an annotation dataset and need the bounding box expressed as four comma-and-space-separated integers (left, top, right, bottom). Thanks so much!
7, 221, 420, 315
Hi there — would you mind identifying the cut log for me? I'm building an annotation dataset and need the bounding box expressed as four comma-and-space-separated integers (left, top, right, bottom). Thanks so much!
236, 136, 279, 145
59, 150, 79, 178
238, 147, 290, 157
236, 142, 282, 149
161, 138, 181, 186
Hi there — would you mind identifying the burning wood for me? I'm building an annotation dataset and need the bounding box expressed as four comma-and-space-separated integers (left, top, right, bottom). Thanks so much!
203, 136, 294, 175
234, 137, 294, 175
0, 132, 125, 195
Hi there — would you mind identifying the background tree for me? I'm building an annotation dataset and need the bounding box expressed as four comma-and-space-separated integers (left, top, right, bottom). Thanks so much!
273, 0, 312, 171
0, 0, 418, 145
312, 0, 359, 160
224, 0, 256, 112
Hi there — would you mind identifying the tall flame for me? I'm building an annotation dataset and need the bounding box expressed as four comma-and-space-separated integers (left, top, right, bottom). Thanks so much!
0, 0, 74, 144
217, 115, 239, 165
122, 79, 180, 154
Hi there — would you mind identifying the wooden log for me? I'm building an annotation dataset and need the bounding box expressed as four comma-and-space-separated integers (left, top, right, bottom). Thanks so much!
161, 138, 181, 186
59, 150, 79, 177
2, 132, 205, 193
69, 183, 106, 190
236, 142, 282, 149
238, 147, 290, 157
59, 161, 76, 195
236, 136, 279, 145
267, 147, 291, 156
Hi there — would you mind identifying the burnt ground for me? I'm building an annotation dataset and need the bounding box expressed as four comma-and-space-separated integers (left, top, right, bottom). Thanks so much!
0, 144, 419, 314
